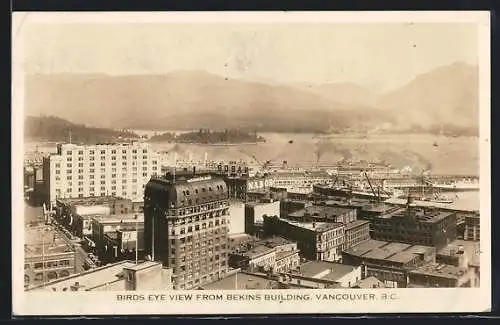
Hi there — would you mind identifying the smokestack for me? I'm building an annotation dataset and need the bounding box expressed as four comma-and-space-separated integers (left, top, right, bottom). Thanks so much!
193, 166, 196, 175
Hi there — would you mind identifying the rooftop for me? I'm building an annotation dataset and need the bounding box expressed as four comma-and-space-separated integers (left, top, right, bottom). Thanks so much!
345, 220, 370, 230
344, 239, 435, 264
57, 196, 129, 207
438, 240, 480, 267
390, 208, 456, 223
352, 276, 386, 289
29, 260, 139, 291
253, 236, 294, 248
236, 244, 275, 259
201, 272, 278, 290
291, 261, 357, 281
278, 217, 343, 233
24, 226, 74, 257
123, 261, 160, 272
410, 263, 469, 280
288, 205, 355, 220
92, 213, 144, 224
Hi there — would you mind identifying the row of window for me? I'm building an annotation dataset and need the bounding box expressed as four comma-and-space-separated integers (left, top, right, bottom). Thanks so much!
56, 162, 157, 170
27, 259, 71, 270
65, 149, 149, 155
181, 185, 224, 197
57, 174, 146, 181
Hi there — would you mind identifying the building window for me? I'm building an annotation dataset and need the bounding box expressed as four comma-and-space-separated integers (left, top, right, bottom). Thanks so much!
66, 176, 72, 180
66, 151, 72, 155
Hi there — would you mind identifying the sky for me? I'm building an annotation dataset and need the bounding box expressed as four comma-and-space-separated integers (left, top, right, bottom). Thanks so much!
22, 22, 478, 92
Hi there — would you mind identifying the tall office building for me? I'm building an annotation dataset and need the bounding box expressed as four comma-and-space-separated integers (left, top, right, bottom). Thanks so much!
43, 142, 160, 205
143, 170, 230, 290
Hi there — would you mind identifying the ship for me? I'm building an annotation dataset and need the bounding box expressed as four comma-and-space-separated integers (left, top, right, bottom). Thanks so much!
430, 179, 479, 192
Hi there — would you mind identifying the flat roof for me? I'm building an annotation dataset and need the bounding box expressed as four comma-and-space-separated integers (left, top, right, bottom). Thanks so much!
344, 239, 388, 256
352, 276, 386, 289
123, 261, 160, 272
288, 205, 355, 220
57, 196, 129, 206
253, 236, 294, 248
278, 218, 343, 233
410, 263, 469, 280
232, 244, 274, 260
201, 272, 278, 290
345, 220, 370, 230
293, 261, 357, 281
391, 208, 456, 223
438, 240, 480, 267
344, 239, 435, 264
29, 260, 138, 291
92, 214, 144, 224
25, 226, 74, 257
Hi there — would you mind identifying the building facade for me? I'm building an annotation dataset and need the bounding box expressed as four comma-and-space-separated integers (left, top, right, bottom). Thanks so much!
263, 216, 345, 262
144, 171, 230, 289
55, 196, 140, 238
368, 205, 457, 250
24, 226, 76, 289
342, 239, 436, 288
344, 220, 371, 250
43, 142, 160, 206
464, 212, 480, 241
245, 201, 281, 238
228, 237, 300, 273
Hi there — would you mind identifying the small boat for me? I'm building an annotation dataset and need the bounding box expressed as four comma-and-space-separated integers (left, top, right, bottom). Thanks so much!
433, 141, 439, 147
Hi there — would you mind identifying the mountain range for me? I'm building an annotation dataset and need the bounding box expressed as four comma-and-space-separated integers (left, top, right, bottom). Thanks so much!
24, 62, 479, 134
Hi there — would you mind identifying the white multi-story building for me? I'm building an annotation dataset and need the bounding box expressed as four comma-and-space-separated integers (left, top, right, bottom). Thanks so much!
42, 142, 160, 205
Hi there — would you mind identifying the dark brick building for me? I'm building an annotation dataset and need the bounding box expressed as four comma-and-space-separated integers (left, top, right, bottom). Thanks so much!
144, 170, 230, 289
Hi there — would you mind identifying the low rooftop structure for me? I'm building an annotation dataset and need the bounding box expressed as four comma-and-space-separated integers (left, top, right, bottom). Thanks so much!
29, 260, 172, 292
200, 271, 279, 290
438, 240, 480, 268
56, 196, 129, 207
92, 213, 144, 224
24, 226, 73, 257
288, 205, 355, 220
352, 276, 386, 289
345, 219, 370, 230
343, 239, 436, 264
410, 263, 470, 280
293, 261, 357, 282
276, 217, 343, 233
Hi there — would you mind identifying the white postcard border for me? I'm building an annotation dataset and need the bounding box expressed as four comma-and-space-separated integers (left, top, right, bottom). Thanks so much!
12, 11, 491, 315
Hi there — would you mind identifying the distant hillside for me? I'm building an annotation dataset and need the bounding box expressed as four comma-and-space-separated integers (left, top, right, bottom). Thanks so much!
24, 71, 392, 133
24, 63, 479, 134
376, 62, 479, 132
25, 115, 140, 144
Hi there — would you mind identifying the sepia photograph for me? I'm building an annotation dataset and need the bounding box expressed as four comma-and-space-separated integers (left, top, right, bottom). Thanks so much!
12, 11, 491, 315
